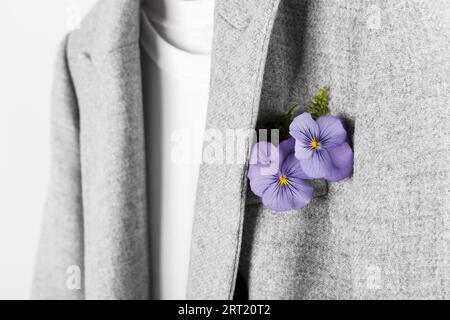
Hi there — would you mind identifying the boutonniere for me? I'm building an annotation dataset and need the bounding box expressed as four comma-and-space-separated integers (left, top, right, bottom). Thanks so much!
247, 87, 353, 212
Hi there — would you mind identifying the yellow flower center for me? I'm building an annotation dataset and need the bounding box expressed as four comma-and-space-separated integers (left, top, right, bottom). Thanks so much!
278, 175, 289, 185
310, 139, 320, 149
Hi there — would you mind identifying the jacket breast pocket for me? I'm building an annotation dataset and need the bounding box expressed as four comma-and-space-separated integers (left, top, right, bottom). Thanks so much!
239, 186, 334, 299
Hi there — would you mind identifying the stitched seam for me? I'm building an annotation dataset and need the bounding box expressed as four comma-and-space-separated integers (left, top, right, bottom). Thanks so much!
218, 12, 250, 31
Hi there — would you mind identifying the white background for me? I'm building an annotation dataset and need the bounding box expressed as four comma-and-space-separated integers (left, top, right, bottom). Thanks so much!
0, 0, 96, 299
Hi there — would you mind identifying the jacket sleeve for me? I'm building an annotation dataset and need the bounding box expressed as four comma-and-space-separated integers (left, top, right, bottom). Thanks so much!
31, 34, 84, 299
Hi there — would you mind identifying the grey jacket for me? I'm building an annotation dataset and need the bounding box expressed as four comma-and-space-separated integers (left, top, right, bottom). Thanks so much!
33, 0, 450, 299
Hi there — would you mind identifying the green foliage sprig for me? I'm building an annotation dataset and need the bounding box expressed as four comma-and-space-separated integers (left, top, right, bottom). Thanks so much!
308, 87, 329, 119
259, 87, 330, 141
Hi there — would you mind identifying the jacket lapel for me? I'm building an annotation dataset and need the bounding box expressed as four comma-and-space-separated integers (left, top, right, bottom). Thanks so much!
187, 0, 281, 299
76, 0, 150, 299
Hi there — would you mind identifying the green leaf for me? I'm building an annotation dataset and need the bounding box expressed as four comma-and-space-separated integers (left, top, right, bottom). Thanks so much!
308, 87, 329, 119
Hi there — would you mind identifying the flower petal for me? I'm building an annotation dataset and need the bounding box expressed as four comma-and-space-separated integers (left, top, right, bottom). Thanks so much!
294, 140, 313, 160
248, 141, 275, 166
262, 178, 313, 212
279, 137, 295, 163
262, 183, 292, 212
316, 115, 347, 149
289, 112, 319, 148
281, 153, 310, 180
248, 141, 279, 179
300, 149, 332, 179
249, 171, 278, 197
324, 142, 353, 181
286, 177, 314, 209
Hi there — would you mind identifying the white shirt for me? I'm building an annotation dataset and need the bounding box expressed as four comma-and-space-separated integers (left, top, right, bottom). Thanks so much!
140, 0, 214, 299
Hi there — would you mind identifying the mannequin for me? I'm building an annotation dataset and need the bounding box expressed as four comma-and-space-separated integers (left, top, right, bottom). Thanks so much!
140, 0, 215, 299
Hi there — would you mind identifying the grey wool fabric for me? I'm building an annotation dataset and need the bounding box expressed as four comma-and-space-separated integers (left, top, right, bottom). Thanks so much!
33, 1, 149, 299
33, 0, 450, 300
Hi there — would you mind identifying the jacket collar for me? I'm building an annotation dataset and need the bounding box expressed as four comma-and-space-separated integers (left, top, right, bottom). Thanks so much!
81, 0, 258, 61
77, 0, 141, 60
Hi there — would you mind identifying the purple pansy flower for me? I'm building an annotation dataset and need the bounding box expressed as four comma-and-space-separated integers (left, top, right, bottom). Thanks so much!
248, 138, 314, 212
289, 112, 353, 181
